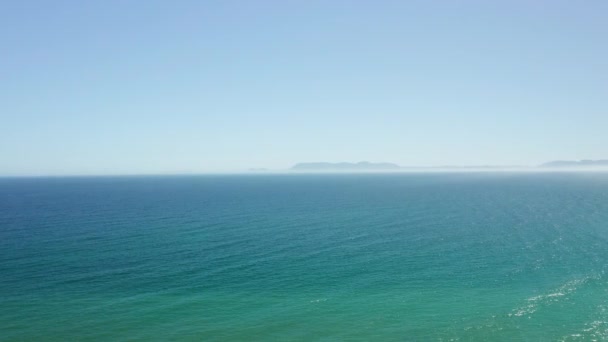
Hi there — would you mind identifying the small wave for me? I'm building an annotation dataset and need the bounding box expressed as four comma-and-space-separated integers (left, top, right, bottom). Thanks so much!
560, 319, 608, 341
509, 277, 591, 318
310, 298, 327, 303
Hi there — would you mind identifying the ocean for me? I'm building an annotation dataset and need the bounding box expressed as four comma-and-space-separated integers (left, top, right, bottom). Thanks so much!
1, 173, 608, 341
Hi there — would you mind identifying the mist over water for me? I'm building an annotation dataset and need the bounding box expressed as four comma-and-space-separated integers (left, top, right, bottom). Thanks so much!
2, 173, 608, 340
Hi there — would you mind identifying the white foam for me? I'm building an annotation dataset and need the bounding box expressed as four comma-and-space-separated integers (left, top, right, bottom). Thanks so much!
310, 298, 327, 303
559, 320, 608, 341
509, 277, 590, 318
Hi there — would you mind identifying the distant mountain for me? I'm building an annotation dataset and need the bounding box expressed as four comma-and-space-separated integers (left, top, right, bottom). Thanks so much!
291, 161, 401, 171
424, 165, 524, 169
540, 160, 608, 168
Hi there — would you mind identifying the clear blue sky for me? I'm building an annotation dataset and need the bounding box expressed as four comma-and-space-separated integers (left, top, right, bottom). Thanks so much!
1, 1, 606, 175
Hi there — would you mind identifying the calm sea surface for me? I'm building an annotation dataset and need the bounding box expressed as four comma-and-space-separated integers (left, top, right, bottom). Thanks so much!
2, 173, 608, 341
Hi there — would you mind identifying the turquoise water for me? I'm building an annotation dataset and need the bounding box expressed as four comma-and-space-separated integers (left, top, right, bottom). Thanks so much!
2, 173, 608, 341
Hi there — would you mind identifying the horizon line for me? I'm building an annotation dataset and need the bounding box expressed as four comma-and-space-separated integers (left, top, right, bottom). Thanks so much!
3, 167, 608, 178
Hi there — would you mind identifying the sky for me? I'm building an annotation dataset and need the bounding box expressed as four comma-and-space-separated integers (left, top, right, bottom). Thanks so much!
1, 0, 607, 175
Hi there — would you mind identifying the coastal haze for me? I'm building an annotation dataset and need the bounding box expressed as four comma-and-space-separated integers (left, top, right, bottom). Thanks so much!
286, 160, 608, 173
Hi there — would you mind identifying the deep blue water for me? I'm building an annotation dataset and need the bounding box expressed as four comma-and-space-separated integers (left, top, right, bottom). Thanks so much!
1, 173, 608, 340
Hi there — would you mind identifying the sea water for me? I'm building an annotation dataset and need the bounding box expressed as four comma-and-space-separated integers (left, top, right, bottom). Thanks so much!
1, 173, 608, 341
